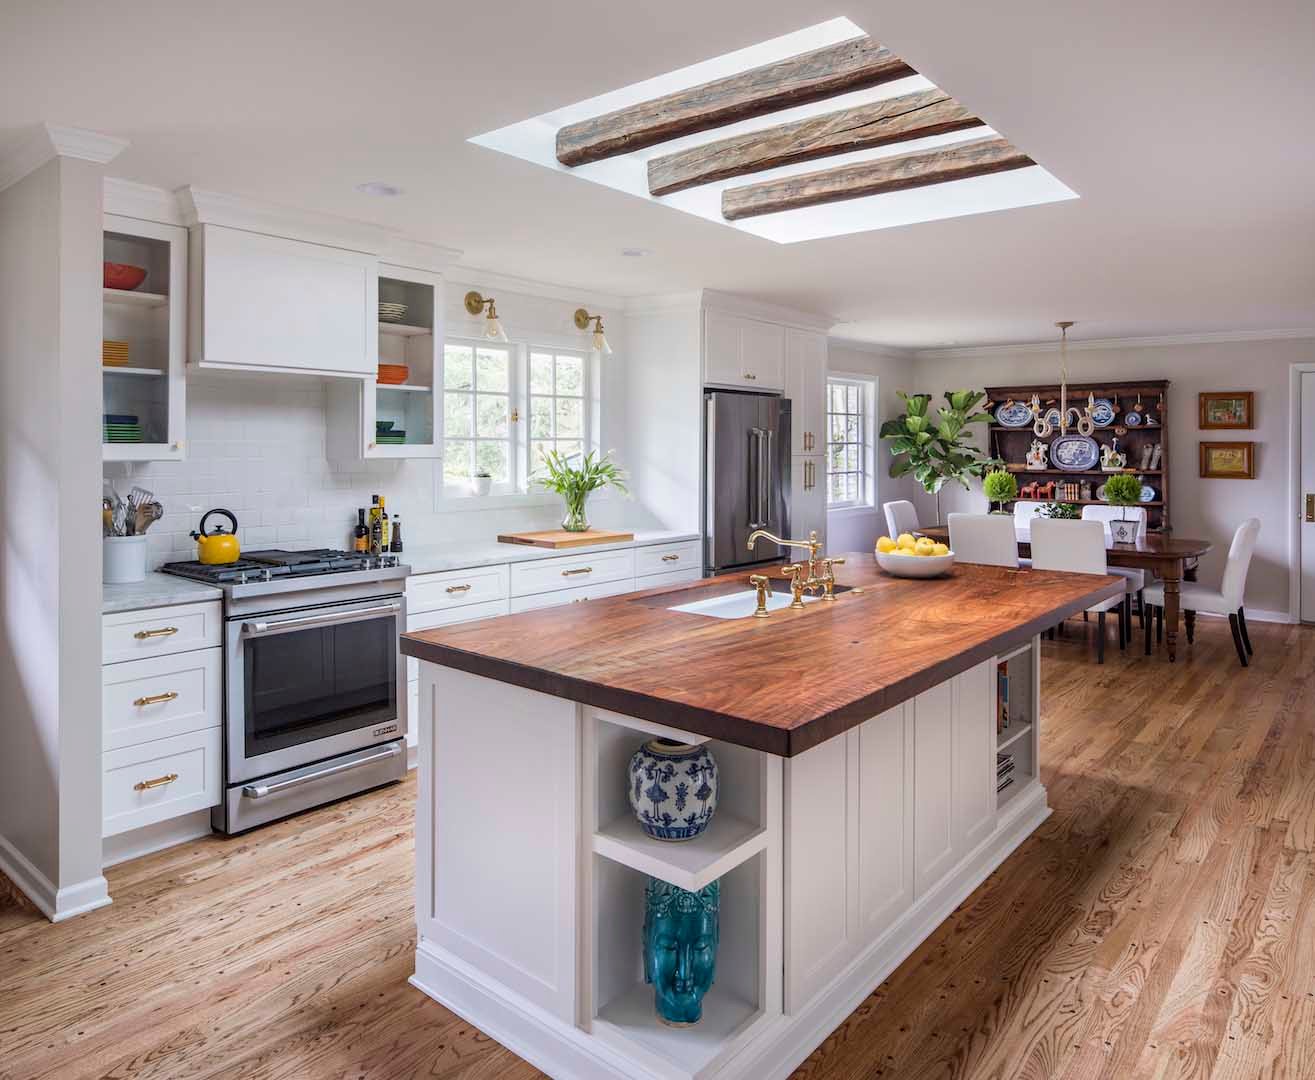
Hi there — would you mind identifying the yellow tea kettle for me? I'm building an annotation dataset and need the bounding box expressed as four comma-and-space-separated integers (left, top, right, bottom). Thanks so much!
191, 508, 240, 565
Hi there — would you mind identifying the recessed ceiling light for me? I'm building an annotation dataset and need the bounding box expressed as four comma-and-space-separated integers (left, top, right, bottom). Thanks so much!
620, 247, 652, 257
355, 181, 403, 197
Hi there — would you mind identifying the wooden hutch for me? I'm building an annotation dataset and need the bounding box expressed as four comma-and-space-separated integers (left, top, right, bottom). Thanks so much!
983, 379, 1171, 531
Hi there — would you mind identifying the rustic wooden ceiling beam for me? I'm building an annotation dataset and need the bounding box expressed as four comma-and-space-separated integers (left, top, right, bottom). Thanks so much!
720, 136, 1034, 220
555, 36, 915, 167
647, 89, 982, 196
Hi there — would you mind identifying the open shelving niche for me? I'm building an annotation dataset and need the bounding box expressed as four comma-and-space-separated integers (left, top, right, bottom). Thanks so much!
995, 637, 1040, 812
102, 216, 187, 461
581, 706, 783, 1079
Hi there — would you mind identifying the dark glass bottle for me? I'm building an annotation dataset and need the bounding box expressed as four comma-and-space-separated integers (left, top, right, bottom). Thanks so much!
389, 514, 403, 553
353, 509, 369, 553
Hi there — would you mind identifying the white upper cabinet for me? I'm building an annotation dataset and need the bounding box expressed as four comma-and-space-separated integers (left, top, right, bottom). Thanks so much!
704, 309, 785, 391
190, 224, 377, 377
785, 328, 827, 456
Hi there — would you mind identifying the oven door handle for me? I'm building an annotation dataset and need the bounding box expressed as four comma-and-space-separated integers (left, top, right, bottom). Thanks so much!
240, 600, 402, 638
241, 743, 403, 800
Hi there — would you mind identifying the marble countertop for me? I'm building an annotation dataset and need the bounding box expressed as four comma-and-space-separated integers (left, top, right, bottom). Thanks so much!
102, 572, 224, 615
101, 531, 701, 613
401, 530, 700, 575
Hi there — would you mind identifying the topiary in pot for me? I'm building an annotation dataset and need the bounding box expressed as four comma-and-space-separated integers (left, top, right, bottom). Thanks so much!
1102, 473, 1143, 542
982, 469, 1019, 514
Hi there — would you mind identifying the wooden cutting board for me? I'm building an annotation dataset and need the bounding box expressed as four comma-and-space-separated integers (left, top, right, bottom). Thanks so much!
497, 529, 635, 550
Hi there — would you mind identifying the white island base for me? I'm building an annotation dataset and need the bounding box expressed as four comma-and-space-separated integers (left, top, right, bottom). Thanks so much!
411, 638, 1044, 1080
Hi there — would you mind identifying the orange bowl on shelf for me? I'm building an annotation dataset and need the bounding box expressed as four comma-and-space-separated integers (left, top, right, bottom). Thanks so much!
377, 364, 410, 385
104, 262, 147, 291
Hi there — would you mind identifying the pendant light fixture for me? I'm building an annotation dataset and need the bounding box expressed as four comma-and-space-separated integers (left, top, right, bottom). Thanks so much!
464, 291, 509, 343
1028, 320, 1094, 437
573, 307, 613, 356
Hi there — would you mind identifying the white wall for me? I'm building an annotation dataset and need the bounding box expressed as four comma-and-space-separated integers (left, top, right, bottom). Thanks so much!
918, 337, 1315, 616
826, 340, 918, 553
106, 279, 643, 565
0, 156, 107, 916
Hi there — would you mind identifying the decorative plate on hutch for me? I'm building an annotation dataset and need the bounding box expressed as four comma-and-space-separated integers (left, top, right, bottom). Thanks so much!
1124, 409, 1143, 426
1051, 434, 1101, 471
1089, 398, 1117, 427
995, 400, 1034, 427
1139, 484, 1157, 502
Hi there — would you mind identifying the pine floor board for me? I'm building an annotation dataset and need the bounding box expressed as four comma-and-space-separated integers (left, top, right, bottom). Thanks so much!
2, 616, 1313, 1079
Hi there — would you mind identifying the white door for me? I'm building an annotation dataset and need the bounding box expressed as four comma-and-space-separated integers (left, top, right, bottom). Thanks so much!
1302, 372, 1315, 622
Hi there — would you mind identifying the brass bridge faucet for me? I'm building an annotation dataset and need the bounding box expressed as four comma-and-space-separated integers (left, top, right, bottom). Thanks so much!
746, 529, 846, 610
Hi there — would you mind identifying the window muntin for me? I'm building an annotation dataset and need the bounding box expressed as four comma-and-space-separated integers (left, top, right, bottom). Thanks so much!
528, 350, 587, 473
443, 342, 514, 488
826, 378, 869, 508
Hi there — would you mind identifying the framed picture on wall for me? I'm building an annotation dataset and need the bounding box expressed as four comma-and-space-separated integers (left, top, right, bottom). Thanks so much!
1199, 391, 1254, 429
1199, 441, 1255, 479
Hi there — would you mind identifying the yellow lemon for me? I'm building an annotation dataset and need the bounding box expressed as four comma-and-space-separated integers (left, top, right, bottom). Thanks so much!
915, 537, 936, 554
876, 536, 897, 553
931, 543, 950, 557
897, 533, 917, 550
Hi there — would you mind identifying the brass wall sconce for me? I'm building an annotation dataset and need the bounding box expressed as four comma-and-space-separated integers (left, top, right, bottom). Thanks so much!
464, 291, 509, 343
573, 307, 614, 356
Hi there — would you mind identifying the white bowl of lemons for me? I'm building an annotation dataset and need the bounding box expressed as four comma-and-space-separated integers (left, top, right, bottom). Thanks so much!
874, 533, 955, 578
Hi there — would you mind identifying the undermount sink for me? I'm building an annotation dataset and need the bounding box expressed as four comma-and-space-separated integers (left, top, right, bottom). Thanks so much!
668, 584, 851, 620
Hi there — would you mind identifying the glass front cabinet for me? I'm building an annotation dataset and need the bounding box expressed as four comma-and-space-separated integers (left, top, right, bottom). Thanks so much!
102, 214, 187, 462
327, 265, 442, 460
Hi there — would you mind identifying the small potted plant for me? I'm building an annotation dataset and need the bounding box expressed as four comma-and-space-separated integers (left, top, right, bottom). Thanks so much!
1037, 501, 1081, 520
982, 468, 1019, 514
471, 469, 493, 496
535, 448, 628, 532
1102, 473, 1143, 542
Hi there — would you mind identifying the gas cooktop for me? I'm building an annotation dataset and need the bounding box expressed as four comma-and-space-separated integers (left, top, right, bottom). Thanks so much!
160, 548, 402, 586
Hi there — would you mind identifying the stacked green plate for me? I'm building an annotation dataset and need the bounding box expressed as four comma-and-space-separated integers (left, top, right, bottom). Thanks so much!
104, 423, 144, 443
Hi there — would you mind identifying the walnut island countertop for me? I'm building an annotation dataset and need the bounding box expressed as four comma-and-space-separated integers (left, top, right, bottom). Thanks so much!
401, 555, 1123, 756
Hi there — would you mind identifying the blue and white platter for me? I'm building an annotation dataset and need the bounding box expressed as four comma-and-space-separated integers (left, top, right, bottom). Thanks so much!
995, 400, 1034, 427
1050, 434, 1101, 471
1089, 399, 1117, 428
1139, 484, 1156, 502
1124, 409, 1143, 427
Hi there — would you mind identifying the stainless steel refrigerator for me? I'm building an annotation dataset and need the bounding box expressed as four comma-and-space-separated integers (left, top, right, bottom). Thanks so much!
704, 390, 792, 574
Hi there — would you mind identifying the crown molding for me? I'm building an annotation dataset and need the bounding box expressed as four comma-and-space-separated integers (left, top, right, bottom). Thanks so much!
915, 327, 1315, 361
383, 237, 463, 276
180, 186, 395, 253
827, 335, 915, 361
103, 177, 185, 225
623, 288, 835, 331
0, 123, 128, 194
623, 290, 706, 317
450, 264, 625, 311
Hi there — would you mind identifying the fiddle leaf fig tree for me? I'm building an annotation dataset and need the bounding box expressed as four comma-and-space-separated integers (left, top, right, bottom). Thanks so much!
880, 390, 1000, 520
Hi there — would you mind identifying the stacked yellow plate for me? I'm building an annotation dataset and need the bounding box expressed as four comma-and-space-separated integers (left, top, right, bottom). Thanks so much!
102, 339, 130, 367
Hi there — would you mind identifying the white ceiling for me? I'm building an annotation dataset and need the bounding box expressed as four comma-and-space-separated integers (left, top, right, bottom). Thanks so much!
2, 0, 1313, 349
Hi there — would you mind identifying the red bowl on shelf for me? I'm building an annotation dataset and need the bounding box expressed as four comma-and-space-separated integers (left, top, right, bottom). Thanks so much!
104, 262, 147, 291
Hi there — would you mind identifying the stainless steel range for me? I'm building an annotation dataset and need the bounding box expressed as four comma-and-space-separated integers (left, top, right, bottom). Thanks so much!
160, 549, 408, 833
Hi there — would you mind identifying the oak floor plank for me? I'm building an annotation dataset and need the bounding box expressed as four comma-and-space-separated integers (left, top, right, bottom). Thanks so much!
2, 617, 1313, 1079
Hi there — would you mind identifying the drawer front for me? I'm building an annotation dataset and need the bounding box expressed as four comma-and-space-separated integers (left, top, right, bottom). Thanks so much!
103, 601, 222, 664
406, 598, 510, 682
103, 648, 222, 750
510, 548, 635, 597
509, 576, 635, 613
634, 540, 701, 577
407, 564, 509, 615
103, 728, 221, 837
635, 566, 703, 592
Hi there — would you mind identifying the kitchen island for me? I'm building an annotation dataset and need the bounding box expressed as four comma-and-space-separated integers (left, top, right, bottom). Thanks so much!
401, 558, 1122, 1080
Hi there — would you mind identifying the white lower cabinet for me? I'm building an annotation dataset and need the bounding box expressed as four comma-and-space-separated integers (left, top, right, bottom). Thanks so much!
509, 547, 635, 598
791, 453, 826, 542
509, 576, 636, 613
102, 648, 222, 751
635, 565, 702, 591
103, 727, 222, 837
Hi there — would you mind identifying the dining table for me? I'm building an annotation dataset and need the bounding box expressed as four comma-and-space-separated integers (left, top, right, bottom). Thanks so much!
915, 525, 1213, 662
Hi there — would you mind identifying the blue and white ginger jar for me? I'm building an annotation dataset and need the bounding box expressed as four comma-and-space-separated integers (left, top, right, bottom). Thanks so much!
628, 739, 718, 842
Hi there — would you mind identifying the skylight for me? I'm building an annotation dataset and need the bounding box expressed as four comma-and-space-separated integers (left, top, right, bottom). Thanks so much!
471, 18, 1076, 245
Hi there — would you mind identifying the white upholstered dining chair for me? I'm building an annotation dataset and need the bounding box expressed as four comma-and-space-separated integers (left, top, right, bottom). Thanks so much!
1081, 504, 1149, 630
1029, 518, 1126, 663
1144, 518, 1260, 666
883, 500, 919, 539
947, 513, 1021, 568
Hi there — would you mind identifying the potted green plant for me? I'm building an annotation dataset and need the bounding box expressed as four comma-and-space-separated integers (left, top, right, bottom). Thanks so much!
1102, 473, 1143, 542
880, 390, 1000, 522
471, 469, 493, 497
1037, 502, 1081, 519
535, 448, 628, 532
982, 469, 1019, 514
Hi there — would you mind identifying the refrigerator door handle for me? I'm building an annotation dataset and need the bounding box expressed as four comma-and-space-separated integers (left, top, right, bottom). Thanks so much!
762, 429, 773, 528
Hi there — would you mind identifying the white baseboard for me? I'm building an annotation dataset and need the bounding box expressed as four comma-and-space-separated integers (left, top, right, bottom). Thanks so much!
102, 809, 213, 868
1190, 607, 1295, 625
410, 786, 1050, 1080
0, 832, 111, 922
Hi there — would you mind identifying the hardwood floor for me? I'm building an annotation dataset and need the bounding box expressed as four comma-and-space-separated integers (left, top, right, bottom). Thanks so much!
3, 615, 1313, 1079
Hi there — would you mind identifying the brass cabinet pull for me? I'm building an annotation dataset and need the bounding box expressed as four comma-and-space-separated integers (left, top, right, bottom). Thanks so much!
561, 567, 593, 577
1307, 493, 1314, 523
743, 372, 757, 381
661, 554, 680, 562
134, 626, 179, 640
445, 584, 472, 594
133, 691, 179, 707
134, 773, 178, 792
571, 596, 590, 603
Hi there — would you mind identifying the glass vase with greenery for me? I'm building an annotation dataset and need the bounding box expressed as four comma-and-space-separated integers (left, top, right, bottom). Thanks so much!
880, 390, 1000, 523
1102, 473, 1143, 542
1037, 502, 1081, 519
982, 469, 1019, 514
535, 448, 628, 532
